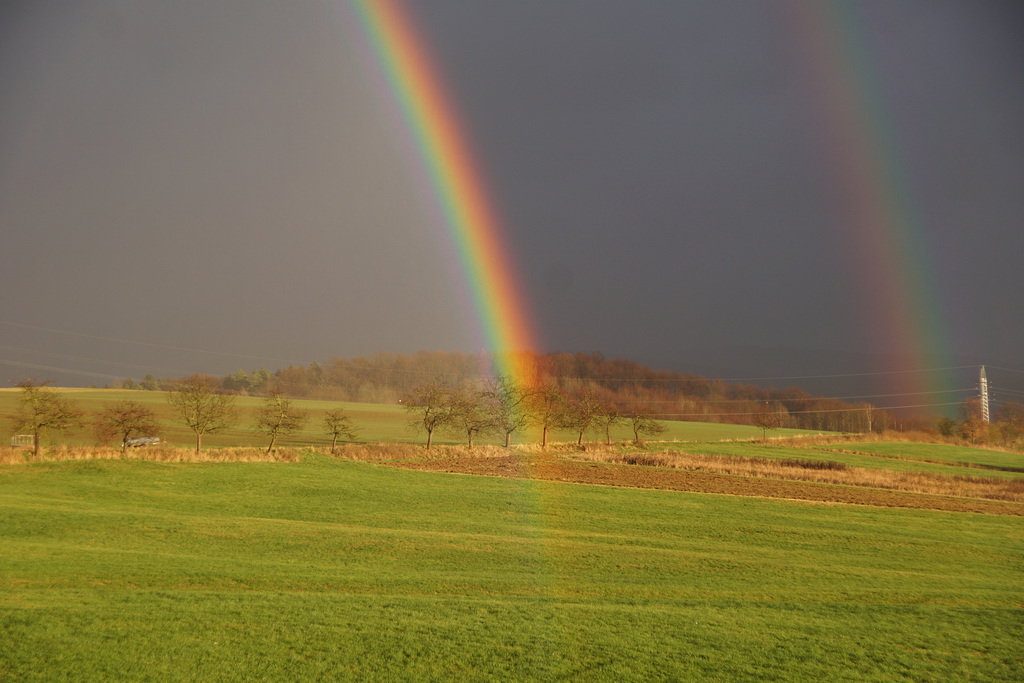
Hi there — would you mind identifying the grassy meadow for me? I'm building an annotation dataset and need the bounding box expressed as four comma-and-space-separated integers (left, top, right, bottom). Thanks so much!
655, 439, 1024, 482
2, 388, 1023, 679
2, 454, 1022, 680
821, 440, 1024, 472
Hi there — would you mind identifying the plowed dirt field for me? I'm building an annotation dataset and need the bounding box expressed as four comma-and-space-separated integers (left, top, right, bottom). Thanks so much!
387, 452, 1024, 516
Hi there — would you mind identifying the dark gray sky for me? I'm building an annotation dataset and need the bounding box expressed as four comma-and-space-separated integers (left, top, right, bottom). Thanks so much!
1, 1, 1022, 403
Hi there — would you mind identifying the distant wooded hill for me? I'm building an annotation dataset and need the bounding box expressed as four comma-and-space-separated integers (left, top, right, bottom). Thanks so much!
125, 351, 916, 432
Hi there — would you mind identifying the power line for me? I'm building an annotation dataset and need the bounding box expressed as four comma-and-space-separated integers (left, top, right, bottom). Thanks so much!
4, 320, 1015, 407
0, 351, 995, 404
1, 321, 993, 385
988, 365, 1024, 375
0, 361, 986, 419
0, 321, 307, 366
657, 401, 967, 418
521, 367, 981, 384
694, 365, 980, 383
0, 320, 493, 380
0, 359, 125, 382
635, 387, 976, 405
0, 345, 188, 377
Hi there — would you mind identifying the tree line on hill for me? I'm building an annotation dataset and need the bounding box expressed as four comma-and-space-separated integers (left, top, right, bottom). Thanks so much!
13, 360, 1024, 453
9, 379, 357, 457
401, 376, 666, 449
111, 351, 1024, 446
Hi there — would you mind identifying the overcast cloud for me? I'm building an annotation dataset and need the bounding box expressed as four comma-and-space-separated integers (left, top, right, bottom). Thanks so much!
1, 1, 1022, 403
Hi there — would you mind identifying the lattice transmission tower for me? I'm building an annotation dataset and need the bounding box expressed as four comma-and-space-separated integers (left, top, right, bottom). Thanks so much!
979, 365, 990, 423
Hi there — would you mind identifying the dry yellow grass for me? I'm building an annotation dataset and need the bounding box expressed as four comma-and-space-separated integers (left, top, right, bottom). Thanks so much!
327, 442, 511, 462
570, 447, 1024, 502
329, 440, 1024, 503
772, 430, 1022, 454
6, 439, 1020, 504
0, 445, 301, 465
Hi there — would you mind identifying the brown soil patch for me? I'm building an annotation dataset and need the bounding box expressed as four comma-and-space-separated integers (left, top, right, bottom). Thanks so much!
385, 452, 1024, 516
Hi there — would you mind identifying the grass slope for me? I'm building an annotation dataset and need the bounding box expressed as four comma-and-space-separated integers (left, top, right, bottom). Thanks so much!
821, 441, 1024, 472
665, 441, 1024, 481
2, 455, 1022, 680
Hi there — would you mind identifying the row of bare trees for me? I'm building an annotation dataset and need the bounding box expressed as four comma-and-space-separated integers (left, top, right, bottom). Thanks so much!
118, 351, 923, 432
9, 377, 358, 457
401, 376, 667, 449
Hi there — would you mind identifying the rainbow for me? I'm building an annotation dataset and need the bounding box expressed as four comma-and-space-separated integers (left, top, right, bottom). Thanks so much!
786, 0, 956, 404
348, 0, 539, 383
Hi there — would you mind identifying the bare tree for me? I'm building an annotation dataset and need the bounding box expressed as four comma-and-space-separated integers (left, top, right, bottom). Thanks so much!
323, 408, 358, 453
629, 406, 666, 446
167, 374, 237, 454
447, 384, 494, 449
862, 403, 876, 434
11, 380, 85, 457
402, 380, 454, 448
96, 401, 160, 453
594, 403, 622, 445
483, 375, 530, 447
565, 388, 601, 446
255, 393, 308, 454
527, 383, 566, 448
752, 402, 782, 441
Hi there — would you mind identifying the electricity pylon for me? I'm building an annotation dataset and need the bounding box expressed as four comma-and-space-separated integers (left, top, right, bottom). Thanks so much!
979, 366, 990, 423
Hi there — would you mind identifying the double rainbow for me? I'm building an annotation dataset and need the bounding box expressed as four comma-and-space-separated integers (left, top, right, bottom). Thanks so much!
350, 0, 539, 383
351, 0, 959, 408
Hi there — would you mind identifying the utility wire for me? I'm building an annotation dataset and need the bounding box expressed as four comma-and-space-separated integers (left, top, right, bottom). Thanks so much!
987, 365, 1024, 375
635, 387, 976, 405
657, 401, 967, 418
686, 366, 981, 383
0, 351, 1000, 402
0, 345, 188, 377
5, 321, 1019, 403
0, 321, 307, 366
0, 359, 126, 382
2, 321, 996, 384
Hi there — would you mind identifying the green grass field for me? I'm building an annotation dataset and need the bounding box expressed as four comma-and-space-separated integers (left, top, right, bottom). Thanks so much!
2, 454, 1022, 680
820, 441, 1024, 473
3, 388, 1022, 679
662, 441, 1024, 481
